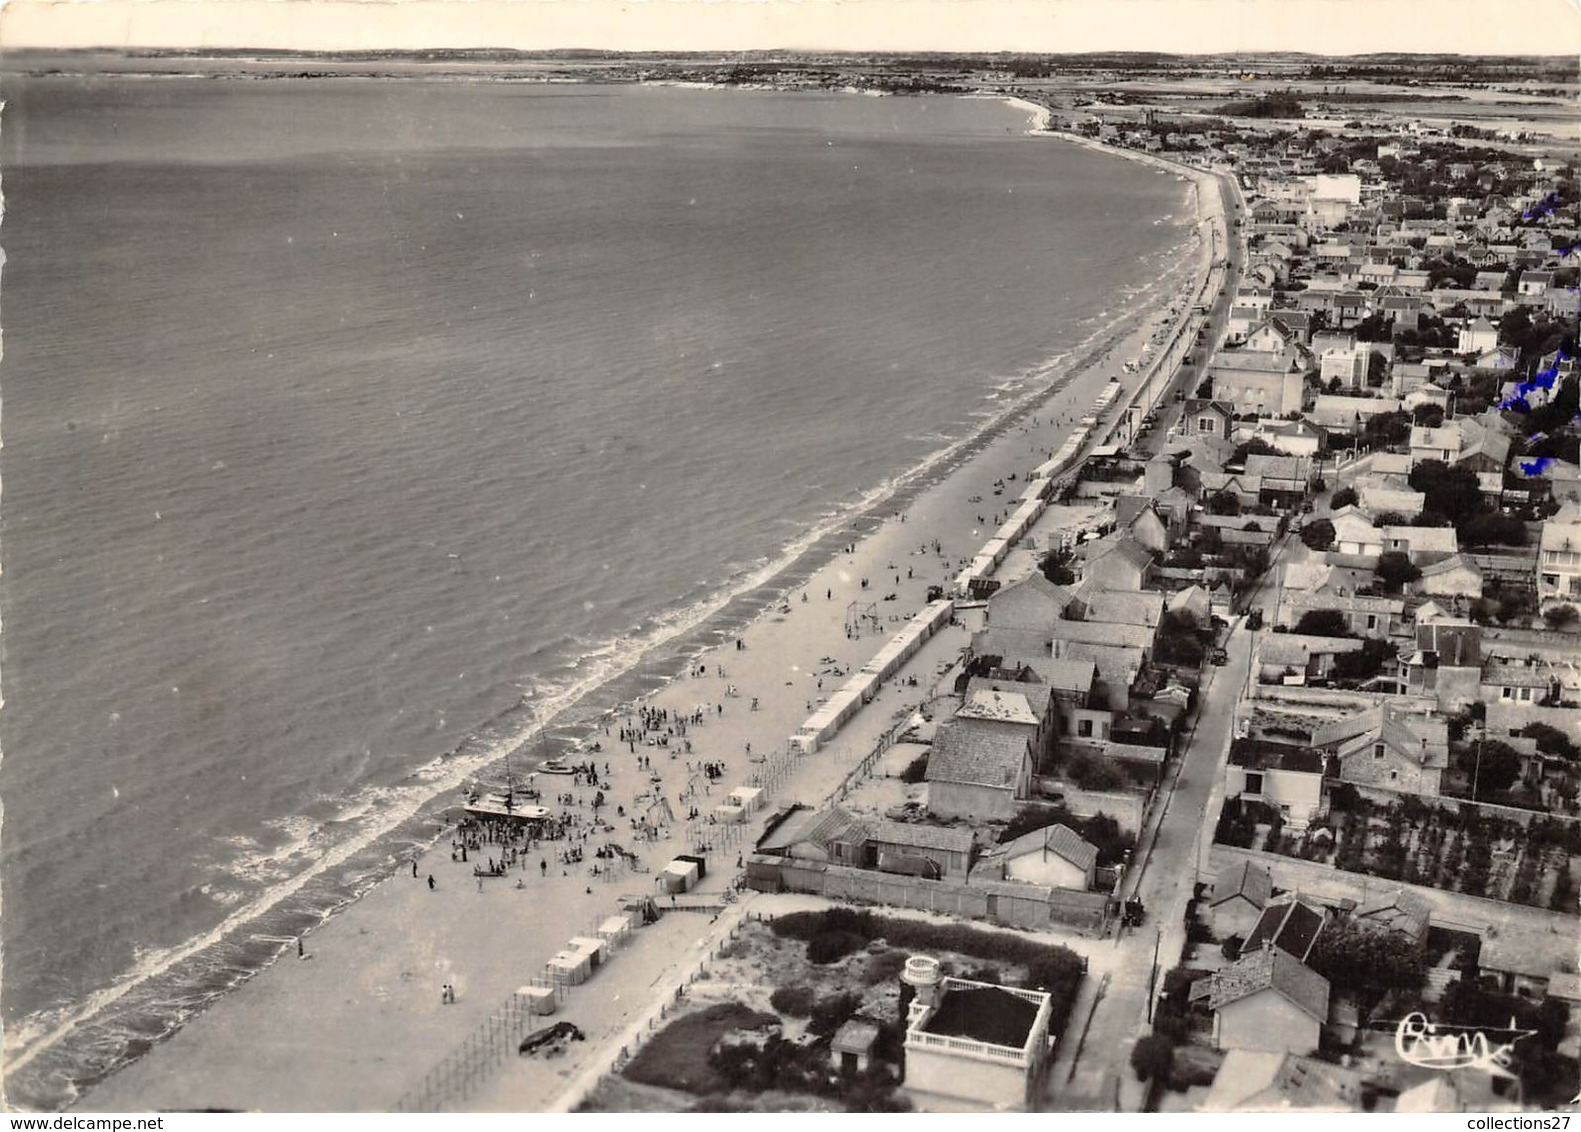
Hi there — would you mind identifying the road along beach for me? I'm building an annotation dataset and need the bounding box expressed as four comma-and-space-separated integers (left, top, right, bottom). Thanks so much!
70, 133, 1217, 1115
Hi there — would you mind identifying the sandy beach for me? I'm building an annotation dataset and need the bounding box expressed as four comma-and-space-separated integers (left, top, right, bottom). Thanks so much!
72, 132, 1220, 1115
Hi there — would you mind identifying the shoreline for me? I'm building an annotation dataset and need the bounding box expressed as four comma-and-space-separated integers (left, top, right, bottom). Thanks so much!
17, 94, 1213, 1115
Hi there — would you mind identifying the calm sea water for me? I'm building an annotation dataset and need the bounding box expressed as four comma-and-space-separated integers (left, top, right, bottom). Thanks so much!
0, 75, 1189, 1107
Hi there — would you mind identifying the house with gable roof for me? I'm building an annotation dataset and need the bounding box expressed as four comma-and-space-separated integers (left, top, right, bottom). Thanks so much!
1201, 948, 1332, 1055
1113, 496, 1170, 555
925, 698, 1037, 821
1537, 503, 1581, 612
985, 571, 1073, 632
1314, 704, 1450, 796
1399, 620, 1483, 710
1353, 887, 1432, 944
1244, 453, 1316, 507
1240, 896, 1328, 962
1204, 344, 1310, 417
1327, 505, 1385, 559
1066, 588, 1165, 630
1201, 1050, 1364, 1112
1075, 532, 1156, 592
1256, 633, 1367, 683
1381, 524, 1459, 566
1358, 484, 1427, 524
753, 805, 976, 881
1244, 317, 1299, 354
1210, 859, 1274, 939
1408, 423, 1463, 467
991, 823, 1098, 891
1457, 317, 1500, 353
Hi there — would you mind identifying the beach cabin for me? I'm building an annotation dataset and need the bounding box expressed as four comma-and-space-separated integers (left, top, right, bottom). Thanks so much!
658, 858, 700, 894
517, 984, 559, 1016
729, 786, 765, 814
547, 949, 590, 986
597, 913, 635, 949
568, 936, 606, 973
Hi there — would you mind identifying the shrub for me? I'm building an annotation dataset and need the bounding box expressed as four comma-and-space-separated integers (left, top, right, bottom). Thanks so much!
625, 1002, 780, 1094
1299, 518, 1336, 551
1524, 722, 1578, 761
1065, 751, 1127, 791
808, 991, 860, 1036
807, 930, 868, 965
899, 753, 929, 783
770, 910, 1086, 1035
770, 985, 816, 1017
861, 948, 910, 986
1294, 608, 1352, 638
1330, 486, 1359, 509
1375, 551, 1422, 592
1543, 604, 1579, 631
1130, 1033, 1176, 1082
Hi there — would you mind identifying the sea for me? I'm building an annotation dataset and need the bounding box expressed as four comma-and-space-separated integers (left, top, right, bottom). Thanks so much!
0, 74, 1192, 1109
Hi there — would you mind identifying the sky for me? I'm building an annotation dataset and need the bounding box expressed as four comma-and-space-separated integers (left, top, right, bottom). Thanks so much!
0, 0, 1578, 55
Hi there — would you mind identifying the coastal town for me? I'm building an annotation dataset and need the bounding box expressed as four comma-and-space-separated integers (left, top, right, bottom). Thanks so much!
41, 52, 1581, 1117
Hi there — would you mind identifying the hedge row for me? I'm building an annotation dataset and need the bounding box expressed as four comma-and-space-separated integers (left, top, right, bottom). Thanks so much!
768, 908, 1085, 1034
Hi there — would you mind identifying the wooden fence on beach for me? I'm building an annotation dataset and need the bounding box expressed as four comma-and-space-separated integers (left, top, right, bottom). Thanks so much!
392, 977, 568, 1113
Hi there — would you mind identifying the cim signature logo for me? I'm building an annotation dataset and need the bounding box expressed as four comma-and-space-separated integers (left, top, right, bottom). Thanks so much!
1393, 1012, 1535, 1073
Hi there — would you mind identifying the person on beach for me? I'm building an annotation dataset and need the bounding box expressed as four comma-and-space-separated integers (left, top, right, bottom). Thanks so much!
412, 860, 418, 878
427, 874, 435, 890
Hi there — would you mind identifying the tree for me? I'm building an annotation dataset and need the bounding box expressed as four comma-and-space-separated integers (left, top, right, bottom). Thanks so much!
1205, 491, 1240, 516
1551, 865, 1576, 914
1130, 1034, 1175, 1083
1499, 305, 1534, 348
1543, 603, 1579, 631
1330, 486, 1359, 510
1412, 403, 1445, 428
1040, 549, 1076, 586
1362, 410, 1412, 449
1460, 512, 1527, 547
1299, 518, 1336, 551
1294, 609, 1352, 638
1468, 740, 1523, 796
1065, 750, 1126, 791
1524, 722, 1578, 761
1354, 313, 1393, 342
1308, 922, 1425, 1010
1375, 551, 1422, 592
1331, 637, 1398, 681
1232, 438, 1279, 465
1409, 459, 1486, 528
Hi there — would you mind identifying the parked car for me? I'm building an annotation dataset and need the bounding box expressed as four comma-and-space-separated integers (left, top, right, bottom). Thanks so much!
1209, 647, 1229, 666
1246, 609, 1264, 630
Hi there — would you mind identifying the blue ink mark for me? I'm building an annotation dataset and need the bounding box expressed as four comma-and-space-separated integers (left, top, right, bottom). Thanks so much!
1525, 192, 1562, 220
1521, 456, 1555, 476
1499, 348, 1571, 412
